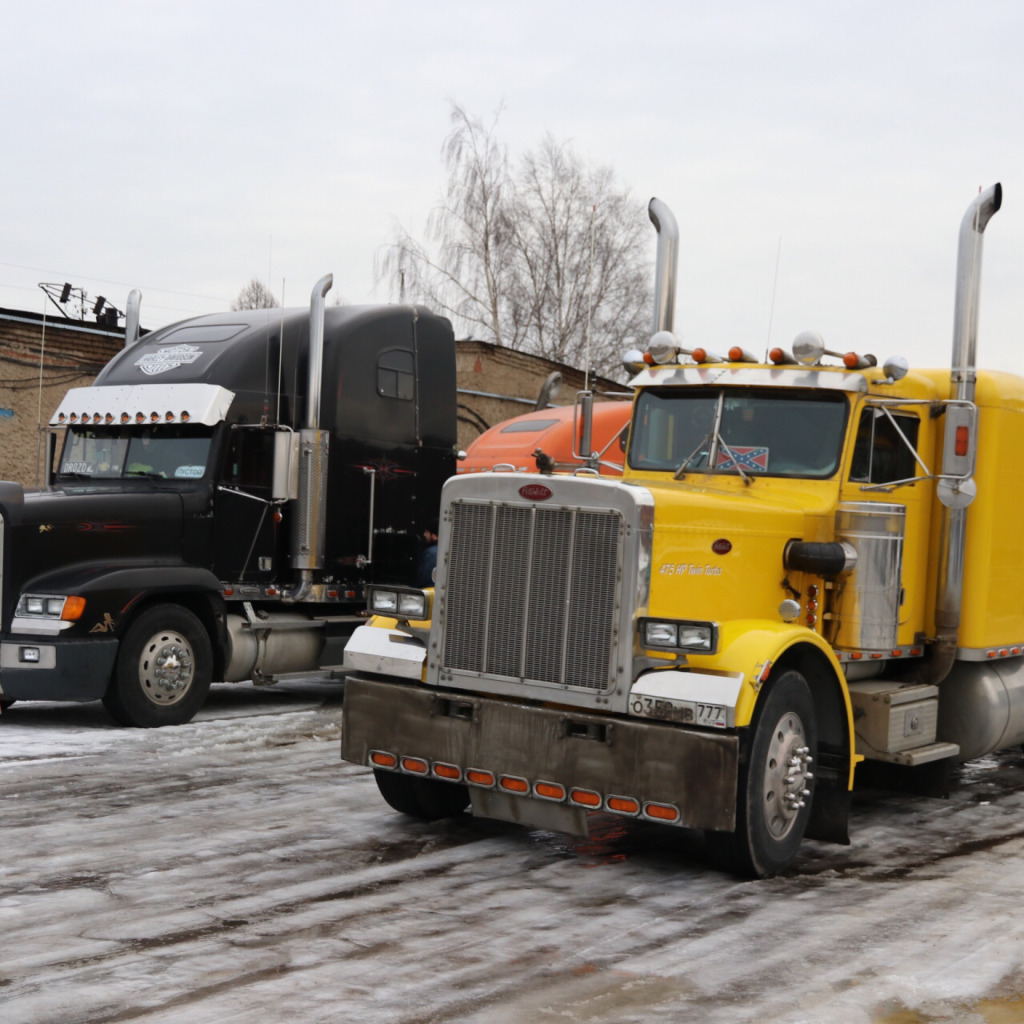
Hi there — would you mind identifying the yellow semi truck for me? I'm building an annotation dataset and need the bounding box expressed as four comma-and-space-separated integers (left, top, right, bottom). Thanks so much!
341, 184, 1021, 876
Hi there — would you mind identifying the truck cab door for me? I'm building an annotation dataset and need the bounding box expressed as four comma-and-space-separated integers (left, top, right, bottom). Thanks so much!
213, 428, 285, 584
841, 405, 934, 646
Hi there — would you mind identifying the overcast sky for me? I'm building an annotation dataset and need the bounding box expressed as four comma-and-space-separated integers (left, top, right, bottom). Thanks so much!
3, 0, 1023, 373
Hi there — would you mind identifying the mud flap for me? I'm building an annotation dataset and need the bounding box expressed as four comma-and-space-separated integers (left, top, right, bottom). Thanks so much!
806, 785, 851, 845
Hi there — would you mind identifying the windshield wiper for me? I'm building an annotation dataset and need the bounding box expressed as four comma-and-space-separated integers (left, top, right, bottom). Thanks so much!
674, 432, 712, 479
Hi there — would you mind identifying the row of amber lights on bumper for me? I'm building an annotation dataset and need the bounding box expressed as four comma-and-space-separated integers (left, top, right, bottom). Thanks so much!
369, 750, 682, 824
57, 411, 192, 424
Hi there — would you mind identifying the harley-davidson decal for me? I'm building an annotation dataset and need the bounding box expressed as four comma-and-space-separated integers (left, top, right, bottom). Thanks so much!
135, 344, 203, 376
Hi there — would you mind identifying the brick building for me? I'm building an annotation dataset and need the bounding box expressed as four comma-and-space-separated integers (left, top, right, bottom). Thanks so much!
0, 308, 122, 487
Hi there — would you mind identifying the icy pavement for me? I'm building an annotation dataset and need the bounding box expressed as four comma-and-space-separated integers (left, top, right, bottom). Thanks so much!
2, 680, 1024, 1024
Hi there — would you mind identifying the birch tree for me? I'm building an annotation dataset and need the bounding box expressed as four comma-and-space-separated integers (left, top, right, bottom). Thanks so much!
379, 104, 652, 376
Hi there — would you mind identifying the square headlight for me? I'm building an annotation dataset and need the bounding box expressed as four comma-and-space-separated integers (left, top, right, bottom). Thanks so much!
640, 618, 717, 654
644, 621, 678, 647
677, 624, 714, 651
24, 597, 45, 615
369, 589, 398, 614
397, 592, 428, 619
367, 587, 430, 621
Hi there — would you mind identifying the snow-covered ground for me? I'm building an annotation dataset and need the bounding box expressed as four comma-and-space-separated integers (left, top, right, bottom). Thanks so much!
3, 679, 1024, 1024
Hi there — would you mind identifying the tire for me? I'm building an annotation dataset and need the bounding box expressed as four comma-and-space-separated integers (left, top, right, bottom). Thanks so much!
103, 604, 213, 727
706, 670, 817, 878
374, 769, 470, 820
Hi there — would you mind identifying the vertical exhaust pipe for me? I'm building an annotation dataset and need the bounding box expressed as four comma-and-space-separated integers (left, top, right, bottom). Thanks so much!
287, 273, 334, 600
648, 197, 679, 335
305, 274, 333, 430
930, 183, 1002, 683
123, 289, 142, 347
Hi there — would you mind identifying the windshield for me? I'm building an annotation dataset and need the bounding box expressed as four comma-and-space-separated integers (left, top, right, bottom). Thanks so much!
58, 426, 214, 481
628, 387, 849, 479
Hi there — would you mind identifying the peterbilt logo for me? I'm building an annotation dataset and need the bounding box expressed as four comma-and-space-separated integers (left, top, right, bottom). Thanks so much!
519, 483, 552, 501
134, 344, 202, 376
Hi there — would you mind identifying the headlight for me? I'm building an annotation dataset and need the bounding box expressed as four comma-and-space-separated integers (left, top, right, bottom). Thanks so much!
370, 589, 398, 614
16, 594, 86, 621
640, 618, 717, 653
367, 586, 430, 621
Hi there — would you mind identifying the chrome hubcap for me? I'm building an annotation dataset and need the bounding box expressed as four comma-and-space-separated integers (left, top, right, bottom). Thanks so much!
139, 631, 194, 706
761, 712, 814, 840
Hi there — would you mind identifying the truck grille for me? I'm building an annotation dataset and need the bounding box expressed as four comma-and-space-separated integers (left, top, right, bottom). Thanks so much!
441, 500, 621, 690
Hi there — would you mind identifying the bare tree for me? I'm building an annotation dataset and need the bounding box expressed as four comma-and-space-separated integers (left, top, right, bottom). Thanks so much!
379, 103, 652, 377
380, 105, 515, 346
231, 278, 279, 311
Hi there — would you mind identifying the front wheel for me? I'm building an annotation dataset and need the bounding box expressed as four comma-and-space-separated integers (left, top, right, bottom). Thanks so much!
706, 670, 817, 878
103, 604, 213, 727
374, 769, 470, 820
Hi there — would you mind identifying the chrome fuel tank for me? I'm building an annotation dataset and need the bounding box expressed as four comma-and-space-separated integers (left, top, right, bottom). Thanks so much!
938, 656, 1024, 761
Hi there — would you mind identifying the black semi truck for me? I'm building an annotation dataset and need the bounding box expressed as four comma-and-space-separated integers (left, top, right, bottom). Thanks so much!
0, 275, 456, 726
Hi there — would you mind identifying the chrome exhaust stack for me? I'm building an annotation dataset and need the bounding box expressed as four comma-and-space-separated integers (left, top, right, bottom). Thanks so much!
287, 274, 334, 600
648, 197, 679, 335
123, 289, 142, 347
930, 183, 1002, 683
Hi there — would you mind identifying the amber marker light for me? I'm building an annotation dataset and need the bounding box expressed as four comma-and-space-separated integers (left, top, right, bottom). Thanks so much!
61, 596, 87, 621
607, 796, 640, 816
432, 763, 462, 781
644, 802, 680, 823
569, 788, 602, 808
370, 751, 398, 769
465, 769, 495, 788
498, 775, 529, 794
534, 781, 566, 802
955, 425, 970, 457
400, 756, 429, 775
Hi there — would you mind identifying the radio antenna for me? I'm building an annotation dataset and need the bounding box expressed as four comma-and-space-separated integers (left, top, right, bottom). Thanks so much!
765, 234, 782, 359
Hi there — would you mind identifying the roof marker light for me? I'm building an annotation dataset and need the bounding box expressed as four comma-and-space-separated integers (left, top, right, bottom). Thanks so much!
769, 348, 797, 365
728, 347, 758, 362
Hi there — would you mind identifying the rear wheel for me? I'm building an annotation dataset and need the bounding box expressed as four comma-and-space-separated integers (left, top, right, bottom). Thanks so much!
103, 604, 212, 727
706, 670, 817, 878
374, 769, 470, 820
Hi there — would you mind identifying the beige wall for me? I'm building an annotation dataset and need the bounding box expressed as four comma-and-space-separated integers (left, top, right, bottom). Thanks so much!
455, 340, 621, 450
